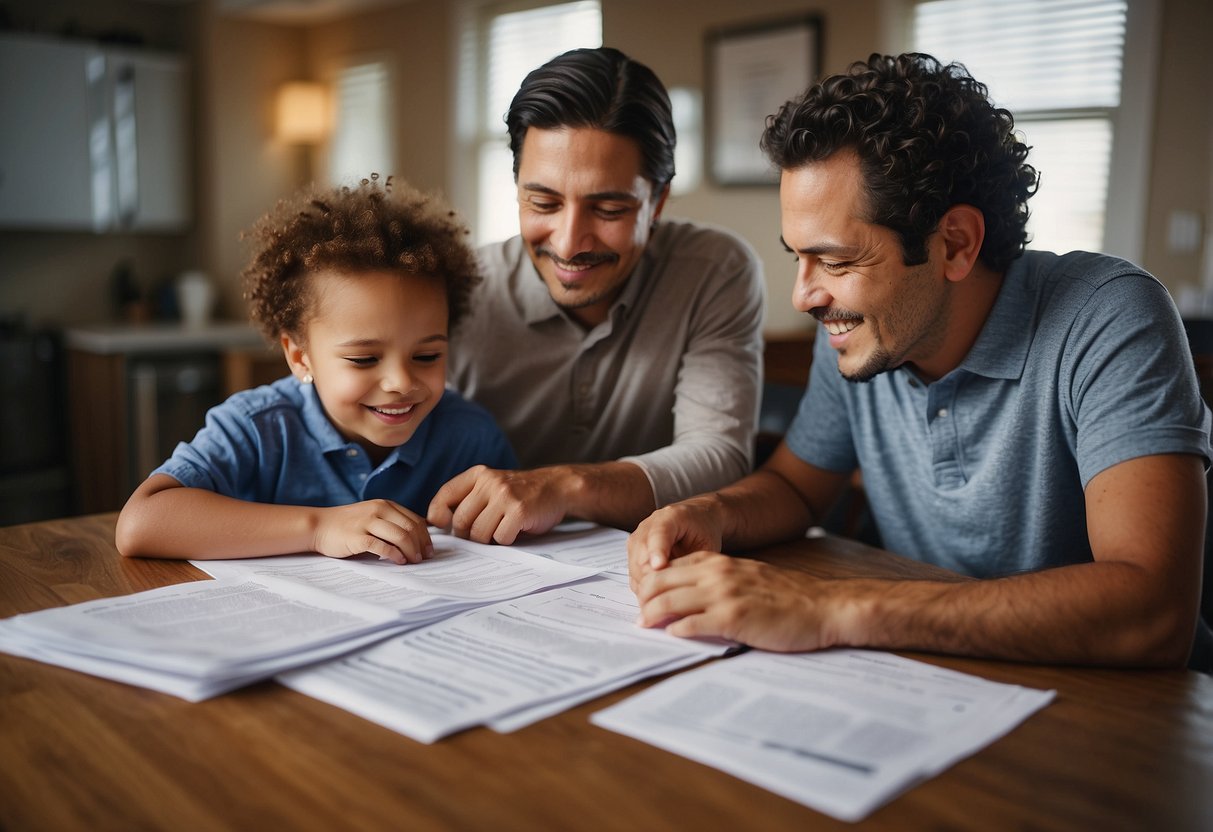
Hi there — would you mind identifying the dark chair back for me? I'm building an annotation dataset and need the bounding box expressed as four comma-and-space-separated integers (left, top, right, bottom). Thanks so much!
1184, 319, 1213, 672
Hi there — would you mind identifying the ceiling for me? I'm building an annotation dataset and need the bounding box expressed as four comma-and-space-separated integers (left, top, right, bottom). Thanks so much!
215, 0, 409, 24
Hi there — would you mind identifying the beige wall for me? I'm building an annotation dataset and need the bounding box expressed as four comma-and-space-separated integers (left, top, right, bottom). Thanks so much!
603, 0, 897, 332
305, 1, 453, 195
1143, 0, 1213, 296
201, 10, 311, 319
1, 0, 1211, 333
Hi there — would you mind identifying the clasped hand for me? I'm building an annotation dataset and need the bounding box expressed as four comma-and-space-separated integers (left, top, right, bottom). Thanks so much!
628, 501, 840, 652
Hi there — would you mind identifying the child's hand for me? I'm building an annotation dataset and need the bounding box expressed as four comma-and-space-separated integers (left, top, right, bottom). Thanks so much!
312, 500, 433, 564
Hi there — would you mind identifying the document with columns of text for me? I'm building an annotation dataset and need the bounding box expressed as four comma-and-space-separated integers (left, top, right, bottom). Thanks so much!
592, 649, 1055, 822
278, 576, 735, 743
0, 535, 603, 701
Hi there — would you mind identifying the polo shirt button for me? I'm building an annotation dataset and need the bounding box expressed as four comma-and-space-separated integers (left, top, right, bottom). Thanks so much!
937, 408, 949, 418
347, 448, 358, 457
360, 473, 367, 479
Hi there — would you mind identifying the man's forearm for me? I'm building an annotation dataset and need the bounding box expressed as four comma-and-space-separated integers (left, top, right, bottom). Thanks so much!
558, 460, 658, 530
833, 561, 1198, 667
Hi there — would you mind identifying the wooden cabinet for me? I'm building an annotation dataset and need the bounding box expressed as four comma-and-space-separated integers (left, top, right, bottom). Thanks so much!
65, 325, 284, 515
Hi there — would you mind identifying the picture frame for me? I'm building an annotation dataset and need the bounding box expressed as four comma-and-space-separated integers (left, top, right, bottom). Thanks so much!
705, 15, 822, 186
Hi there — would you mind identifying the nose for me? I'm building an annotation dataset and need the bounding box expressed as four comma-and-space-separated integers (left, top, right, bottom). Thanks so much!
792, 260, 832, 314
549, 205, 594, 259
380, 361, 421, 396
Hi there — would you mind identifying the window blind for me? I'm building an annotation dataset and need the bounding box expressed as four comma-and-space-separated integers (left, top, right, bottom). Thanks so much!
475, 1, 601, 244
913, 0, 1129, 255
484, 2, 602, 129
913, 0, 1126, 112
330, 61, 393, 186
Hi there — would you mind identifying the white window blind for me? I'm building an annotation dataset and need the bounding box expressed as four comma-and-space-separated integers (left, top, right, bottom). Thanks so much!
329, 61, 393, 187
913, 0, 1129, 256
475, 1, 601, 244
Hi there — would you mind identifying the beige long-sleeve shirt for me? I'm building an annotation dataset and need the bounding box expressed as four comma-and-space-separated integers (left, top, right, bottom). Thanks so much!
449, 218, 765, 508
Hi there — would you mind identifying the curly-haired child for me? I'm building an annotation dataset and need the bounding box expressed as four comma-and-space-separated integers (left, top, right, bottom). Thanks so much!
116, 176, 516, 564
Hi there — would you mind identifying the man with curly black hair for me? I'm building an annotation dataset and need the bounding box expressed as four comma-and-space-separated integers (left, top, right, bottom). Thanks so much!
116, 177, 515, 564
629, 54, 1212, 669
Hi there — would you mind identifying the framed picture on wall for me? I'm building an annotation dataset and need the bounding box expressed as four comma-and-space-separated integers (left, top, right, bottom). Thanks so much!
706, 15, 822, 186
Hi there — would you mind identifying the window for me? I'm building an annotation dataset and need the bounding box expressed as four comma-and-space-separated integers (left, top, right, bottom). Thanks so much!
469, 1, 601, 245
328, 60, 394, 187
913, 0, 1158, 259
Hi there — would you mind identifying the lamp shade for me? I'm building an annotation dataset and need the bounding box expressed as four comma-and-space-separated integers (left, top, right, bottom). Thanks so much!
276, 81, 330, 143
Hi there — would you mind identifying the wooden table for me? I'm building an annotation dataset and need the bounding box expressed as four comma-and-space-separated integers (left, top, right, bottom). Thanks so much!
2, 514, 1211, 831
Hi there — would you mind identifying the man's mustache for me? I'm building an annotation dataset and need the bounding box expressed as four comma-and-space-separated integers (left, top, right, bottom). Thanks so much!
536, 248, 619, 268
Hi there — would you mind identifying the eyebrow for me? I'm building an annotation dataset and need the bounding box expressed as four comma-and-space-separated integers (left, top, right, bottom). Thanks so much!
521, 182, 641, 202
336, 334, 448, 348
779, 235, 862, 258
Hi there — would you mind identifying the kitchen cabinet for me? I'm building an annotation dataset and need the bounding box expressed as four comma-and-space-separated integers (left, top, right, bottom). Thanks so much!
0, 33, 190, 232
66, 323, 285, 515
0, 324, 70, 525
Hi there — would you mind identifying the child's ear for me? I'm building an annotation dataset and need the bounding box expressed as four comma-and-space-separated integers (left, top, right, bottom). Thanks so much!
280, 332, 311, 381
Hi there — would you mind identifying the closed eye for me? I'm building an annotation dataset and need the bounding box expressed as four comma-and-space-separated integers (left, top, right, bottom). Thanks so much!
414, 352, 442, 364
345, 356, 377, 366
594, 204, 631, 219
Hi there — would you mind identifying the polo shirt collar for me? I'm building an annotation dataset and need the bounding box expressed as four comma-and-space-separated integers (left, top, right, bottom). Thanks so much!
956, 257, 1032, 380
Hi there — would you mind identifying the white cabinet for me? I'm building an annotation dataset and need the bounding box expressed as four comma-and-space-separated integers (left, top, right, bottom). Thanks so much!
0, 33, 190, 232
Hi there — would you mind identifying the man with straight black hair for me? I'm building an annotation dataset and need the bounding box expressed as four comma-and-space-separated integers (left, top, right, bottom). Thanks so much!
429, 47, 765, 545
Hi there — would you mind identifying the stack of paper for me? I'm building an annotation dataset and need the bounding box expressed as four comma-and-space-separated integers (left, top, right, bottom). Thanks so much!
0, 576, 408, 700
591, 649, 1056, 822
0, 535, 601, 701
196, 533, 604, 628
278, 577, 735, 743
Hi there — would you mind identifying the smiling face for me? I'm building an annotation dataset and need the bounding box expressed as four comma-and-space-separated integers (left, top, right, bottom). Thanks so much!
780, 149, 955, 383
516, 126, 668, 328
283, 270, 449, 463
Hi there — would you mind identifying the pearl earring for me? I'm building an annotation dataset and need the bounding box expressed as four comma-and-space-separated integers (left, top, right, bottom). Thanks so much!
302, 373, 313, 384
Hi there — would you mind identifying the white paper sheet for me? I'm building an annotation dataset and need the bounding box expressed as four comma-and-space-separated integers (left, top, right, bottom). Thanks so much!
0, 577, 407, 701
591, 649, 1055, 822
279, 578, 732, 743
511, 522, 630, 581
1, 536, 602, 701
196, 536, 602, 630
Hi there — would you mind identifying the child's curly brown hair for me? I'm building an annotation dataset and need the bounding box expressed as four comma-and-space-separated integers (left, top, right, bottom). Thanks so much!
242, 175, 480, 344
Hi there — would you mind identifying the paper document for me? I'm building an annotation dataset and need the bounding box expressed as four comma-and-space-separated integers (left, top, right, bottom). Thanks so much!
0, 577, 407, 701
591, 649, 1055, 822
196, 535, 601, 629
1, 536, 601, 702
279, 577, 733, 743
511, 522, 630, 581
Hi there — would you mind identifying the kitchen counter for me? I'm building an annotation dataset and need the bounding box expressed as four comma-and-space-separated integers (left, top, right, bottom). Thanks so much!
65, 321, 267, 355
64, 321, 285, 515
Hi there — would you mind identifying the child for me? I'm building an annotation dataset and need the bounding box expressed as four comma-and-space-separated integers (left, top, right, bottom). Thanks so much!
116, 176, 516, 564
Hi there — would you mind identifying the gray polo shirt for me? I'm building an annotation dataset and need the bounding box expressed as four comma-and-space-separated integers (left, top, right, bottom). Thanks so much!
787, 250, 1212, 578
449, 218, 765, 508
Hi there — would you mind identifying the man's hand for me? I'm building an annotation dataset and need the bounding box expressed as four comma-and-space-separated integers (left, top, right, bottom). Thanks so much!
634, 551, 850, 652
312, 499, 433, 565
427, 465, 571, 544
627, 496, 726, 593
